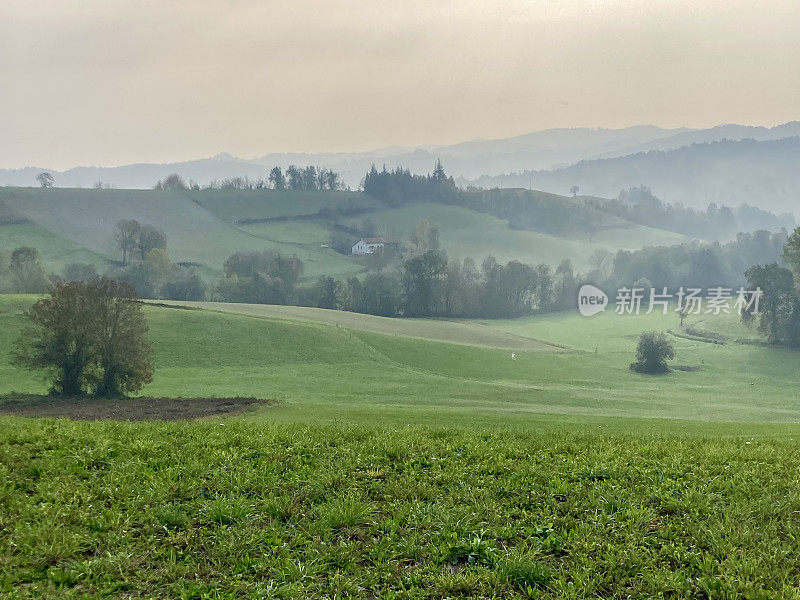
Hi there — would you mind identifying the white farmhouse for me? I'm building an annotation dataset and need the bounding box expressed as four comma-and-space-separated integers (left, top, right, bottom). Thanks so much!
351, 236, 400, 255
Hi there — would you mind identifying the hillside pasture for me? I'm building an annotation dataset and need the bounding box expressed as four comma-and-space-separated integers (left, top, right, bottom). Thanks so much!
188, 189, 382, 223
0, 188, 363, 278
0, 188, 689, 281
0, 221, 112, 272
342, 202, 686, 270
176, 300, 561, 351
3, 296, 800, 597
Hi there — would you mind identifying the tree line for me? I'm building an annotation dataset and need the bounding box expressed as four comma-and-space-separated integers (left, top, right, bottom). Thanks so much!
4, 219, 791, 323
741, 229, 800, 346
153, 166, 346, 192
363, 161, 610, 236
363, 163, 793, 240
585, 185, 794, 241
589, 229, 787, 293
214, 245, 577, 319
209, 226, 794, 323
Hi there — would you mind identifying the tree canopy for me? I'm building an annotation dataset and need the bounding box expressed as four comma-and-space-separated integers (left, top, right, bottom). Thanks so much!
14, 278, 153, 397
632, 331, 675, 374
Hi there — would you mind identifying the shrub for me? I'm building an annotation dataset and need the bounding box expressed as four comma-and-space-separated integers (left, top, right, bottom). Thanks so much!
632, 331, 674, 374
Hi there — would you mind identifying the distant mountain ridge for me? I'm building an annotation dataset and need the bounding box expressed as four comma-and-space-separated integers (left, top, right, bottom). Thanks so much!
2, 122, 797, 193
465, 137, 800, 215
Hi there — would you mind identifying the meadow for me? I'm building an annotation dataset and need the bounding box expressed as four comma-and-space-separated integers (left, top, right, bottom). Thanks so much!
3, 295, 800, 598
0, 222, 111, 273
4, 419, 800, 599
341, 202, 685, 271
0, 187, 685, 280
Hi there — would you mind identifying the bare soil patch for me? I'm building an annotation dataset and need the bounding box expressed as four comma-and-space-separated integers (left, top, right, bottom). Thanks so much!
0, 395, 270, 421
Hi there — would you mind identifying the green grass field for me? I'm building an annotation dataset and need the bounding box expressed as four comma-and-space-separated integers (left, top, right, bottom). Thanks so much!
4, 419, 800, 598
0, 222, 112, 273
188, 189, 382, 223
342, 202, 686, 271
2, 295, 800, 429
3, 296, 800, 597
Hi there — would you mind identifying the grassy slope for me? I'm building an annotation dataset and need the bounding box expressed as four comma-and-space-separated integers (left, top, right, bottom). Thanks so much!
4, 297, 800, 597
189, 189, 381, 223
0, 188, 687, 280
342, 202, 686, 270
176, 301, 561, 350
0, 222, 112, 272
3, 296, 800, 428
0, 188, 361, 279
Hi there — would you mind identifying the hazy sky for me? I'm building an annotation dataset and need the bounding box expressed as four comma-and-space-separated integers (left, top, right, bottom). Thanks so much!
1, 0, 798, 170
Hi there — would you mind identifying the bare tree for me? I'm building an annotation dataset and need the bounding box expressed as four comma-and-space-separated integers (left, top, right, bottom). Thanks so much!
570, 185, 580, 197
154, 173, 188, 190
114, 219, 141, 265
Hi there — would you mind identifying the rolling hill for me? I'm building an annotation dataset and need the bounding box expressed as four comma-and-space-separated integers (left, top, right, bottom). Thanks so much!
466, 137, 800, 214
0, 186, 686, 279
3, 294, 800, 598
3, 294, 800, 426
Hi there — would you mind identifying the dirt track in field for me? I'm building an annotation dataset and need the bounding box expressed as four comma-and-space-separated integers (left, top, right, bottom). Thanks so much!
0, 396, 270, 421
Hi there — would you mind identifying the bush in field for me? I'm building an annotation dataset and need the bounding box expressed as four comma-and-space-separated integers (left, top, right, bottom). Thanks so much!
632, 331, 674, 374
14, 278, 153, 397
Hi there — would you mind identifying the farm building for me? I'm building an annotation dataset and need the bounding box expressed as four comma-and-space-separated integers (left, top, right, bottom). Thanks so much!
351, 236, 400, 255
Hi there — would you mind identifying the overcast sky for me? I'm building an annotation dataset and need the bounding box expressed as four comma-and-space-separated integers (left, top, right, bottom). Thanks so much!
1, 0, 798, 170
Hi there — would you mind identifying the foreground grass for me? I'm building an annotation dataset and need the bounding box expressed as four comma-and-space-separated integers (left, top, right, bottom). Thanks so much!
1, 419, 799, 598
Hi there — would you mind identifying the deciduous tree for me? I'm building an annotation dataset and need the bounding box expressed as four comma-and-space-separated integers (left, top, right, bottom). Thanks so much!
114, 219, 141, 265
14, 278, 154, 397
88, 278, 153, 397
268, 167, 286, 190
9, 246, 50, 293
14, 281, 97, 396
137, 225, 167, 260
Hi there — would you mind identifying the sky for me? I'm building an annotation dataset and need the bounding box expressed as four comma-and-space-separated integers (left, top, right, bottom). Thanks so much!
1, 0, 798, 170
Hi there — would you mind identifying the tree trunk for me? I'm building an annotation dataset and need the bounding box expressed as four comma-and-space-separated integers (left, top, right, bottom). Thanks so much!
95, 370, 121, 398
58, 363, 84, 396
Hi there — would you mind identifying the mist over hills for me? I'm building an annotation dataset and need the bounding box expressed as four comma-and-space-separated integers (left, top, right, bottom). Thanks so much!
1, 122, 798, 214
1, 125, 690, 189
466, 137, 800, 215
